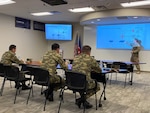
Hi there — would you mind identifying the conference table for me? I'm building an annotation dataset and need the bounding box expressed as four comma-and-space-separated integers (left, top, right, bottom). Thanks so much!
101, 60, 146, 85
90, 60, 146, 107
91, 67, 131, 106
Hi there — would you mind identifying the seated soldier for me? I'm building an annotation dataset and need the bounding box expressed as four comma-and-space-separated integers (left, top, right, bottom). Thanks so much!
72, 45, 101, 109
0, 44, 30, 90
41, 43, 67, 101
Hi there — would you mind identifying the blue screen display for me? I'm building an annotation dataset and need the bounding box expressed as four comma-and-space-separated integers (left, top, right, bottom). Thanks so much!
96, 23, 150, 50
45, 24, 72, 40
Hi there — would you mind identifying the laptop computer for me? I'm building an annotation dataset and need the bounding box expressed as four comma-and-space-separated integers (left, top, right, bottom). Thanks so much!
57, 64, 72, 70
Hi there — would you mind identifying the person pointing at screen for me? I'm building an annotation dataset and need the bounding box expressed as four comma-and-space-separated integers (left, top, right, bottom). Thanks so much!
130, 38, 141, 74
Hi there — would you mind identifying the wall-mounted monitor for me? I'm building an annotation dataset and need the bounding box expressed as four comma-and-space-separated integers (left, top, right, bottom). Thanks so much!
15, 17, 30, 29
45, 24, 72, 40
96, 23, 150, 50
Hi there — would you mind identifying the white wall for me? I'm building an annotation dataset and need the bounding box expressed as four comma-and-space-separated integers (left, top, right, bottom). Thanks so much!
48, 23, 84, 59
0, 13, 84, 62
1, 13, 149, 71
0, 13, 48, 61
83, 26, 150, 71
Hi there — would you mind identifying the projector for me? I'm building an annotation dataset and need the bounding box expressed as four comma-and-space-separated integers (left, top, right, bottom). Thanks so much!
41, 0, 68, 6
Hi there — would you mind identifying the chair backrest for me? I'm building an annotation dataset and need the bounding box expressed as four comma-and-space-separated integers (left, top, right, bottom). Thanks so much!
30, 66, 50, 86
0, 63, 5, 77
20, 64, 28, 71
119, 62, 128, 69
65, 70, 86, 91
112, 62, 128, 69
4, 65, 19, 81
20, 64, 36, 75
102, 62, 112, 68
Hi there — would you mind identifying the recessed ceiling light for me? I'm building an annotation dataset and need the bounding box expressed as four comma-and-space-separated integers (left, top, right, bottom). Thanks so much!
0, 0, 16, 5
121, 1, 150, 7
31, 12, 53, 16
68, 7, 95, 13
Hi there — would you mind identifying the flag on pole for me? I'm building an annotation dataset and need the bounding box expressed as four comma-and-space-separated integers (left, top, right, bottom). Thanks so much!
74, 33, 81, 56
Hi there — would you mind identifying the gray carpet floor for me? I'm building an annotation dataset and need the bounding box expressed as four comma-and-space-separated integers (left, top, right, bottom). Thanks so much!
0, 72, 150, 113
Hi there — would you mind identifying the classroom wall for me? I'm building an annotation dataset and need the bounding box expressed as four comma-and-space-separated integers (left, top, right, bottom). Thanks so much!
3, 12, 149, 71
48, 23, 84, 59
83, 26, 150, 71
0, 13, 48, 61
0, 13, 84, 61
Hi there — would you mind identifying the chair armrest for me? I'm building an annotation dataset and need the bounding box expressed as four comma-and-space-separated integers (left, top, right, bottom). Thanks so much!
20, 71, 30, 74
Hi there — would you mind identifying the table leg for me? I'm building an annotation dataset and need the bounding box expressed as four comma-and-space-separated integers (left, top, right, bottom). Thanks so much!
130, 72, 133, 85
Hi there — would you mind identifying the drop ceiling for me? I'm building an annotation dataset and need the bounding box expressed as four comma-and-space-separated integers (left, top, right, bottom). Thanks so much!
0, 0, 150, 24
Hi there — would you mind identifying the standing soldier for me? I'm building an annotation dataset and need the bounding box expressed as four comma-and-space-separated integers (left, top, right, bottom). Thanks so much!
72, 45, 101, 109
41, 43, 67, 101
130, 38, 141, 74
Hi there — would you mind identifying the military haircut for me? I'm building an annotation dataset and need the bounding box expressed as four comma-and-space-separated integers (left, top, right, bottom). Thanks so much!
9, 44, 16, 50
82, 45, 91, 54
51, 43, 60, 50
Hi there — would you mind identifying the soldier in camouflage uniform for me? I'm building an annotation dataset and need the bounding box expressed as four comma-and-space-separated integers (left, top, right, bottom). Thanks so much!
1, 45, 23, 65
0, 44, 30, 90
72, 45, 101, 109
130, 38, 141, 74
41, 43, 67, 101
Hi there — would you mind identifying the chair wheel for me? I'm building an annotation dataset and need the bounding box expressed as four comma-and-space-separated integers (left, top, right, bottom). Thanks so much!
104, 97, 106, 100
99, 104, 102, 107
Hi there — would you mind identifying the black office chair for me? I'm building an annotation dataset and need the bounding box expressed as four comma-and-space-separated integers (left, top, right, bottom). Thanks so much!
2, 65, 31, 104
110, 62, 130, 87
91, 71, 107, 107
24, 64, 46, 95
0, 63, 5, 96
26, 66, 50, 111
20, 64, 31, 74
20, 64, 34, 86
101, 61, 112, 81
0, 63, 5, 77
58, 70, 98, 113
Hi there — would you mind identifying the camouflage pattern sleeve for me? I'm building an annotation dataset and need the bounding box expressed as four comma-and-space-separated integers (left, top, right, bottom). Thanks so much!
132, 47, 140, 53
0, 51, 23, 65
11, 55, 23, 64
57, 54, 68, 70
91, 57, 102, 73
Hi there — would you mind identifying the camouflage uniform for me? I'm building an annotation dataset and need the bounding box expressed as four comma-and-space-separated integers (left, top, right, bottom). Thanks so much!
41, 50, 67, 87
1, 50, 25, 85
72, 53, 101, 98
1, 51, 23, 65
130, 47, 141, 72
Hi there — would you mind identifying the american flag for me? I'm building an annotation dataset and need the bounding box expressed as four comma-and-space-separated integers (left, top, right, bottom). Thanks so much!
74, 33, 81, 56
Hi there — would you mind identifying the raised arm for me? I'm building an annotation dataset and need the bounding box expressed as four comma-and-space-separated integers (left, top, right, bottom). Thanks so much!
132, 47, 141, 53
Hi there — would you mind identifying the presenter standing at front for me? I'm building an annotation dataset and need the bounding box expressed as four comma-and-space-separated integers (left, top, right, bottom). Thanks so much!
130, 38, 141, 74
